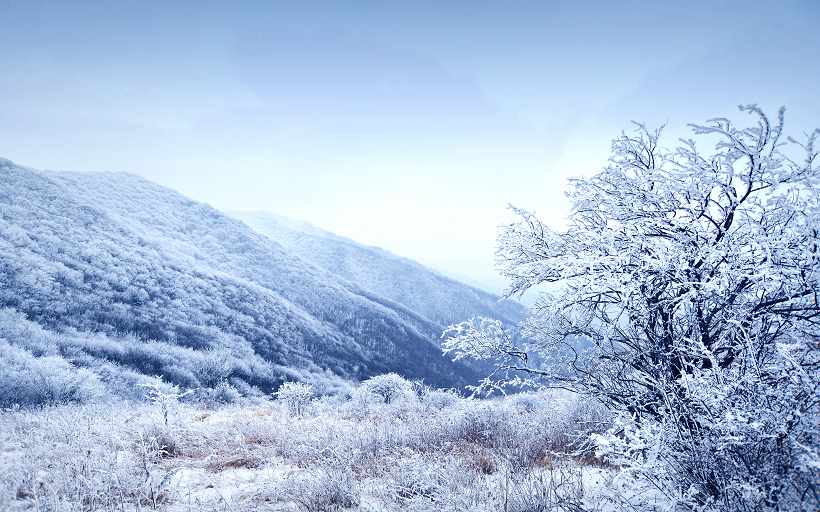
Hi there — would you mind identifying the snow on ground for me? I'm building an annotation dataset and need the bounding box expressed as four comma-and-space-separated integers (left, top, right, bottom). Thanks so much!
0, 390, 656, 511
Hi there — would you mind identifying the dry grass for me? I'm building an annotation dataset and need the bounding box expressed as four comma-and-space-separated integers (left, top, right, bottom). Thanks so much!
0, 389, 612, 511
206, 456, 266, 472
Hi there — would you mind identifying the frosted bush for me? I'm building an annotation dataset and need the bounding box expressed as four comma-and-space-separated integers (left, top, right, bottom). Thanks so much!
0, 341, 104, 408
196, 379, 242, 407
276, 381, 315, 417
346, 384, 376, 418
421, 387, 461, 410
506, 391, 547, 414
268, 468, 360, 511
505, 466, 585, 512
390, 454, 445, 503
362, 372, 415, 404
139, 375, 194, 426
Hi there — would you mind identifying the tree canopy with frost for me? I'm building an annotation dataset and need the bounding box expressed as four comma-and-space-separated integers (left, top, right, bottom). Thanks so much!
444, 105, 820, 511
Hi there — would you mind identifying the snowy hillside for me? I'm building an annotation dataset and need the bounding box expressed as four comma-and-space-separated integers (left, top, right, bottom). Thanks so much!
228, 210, 527, 328
0, 159, 486, 402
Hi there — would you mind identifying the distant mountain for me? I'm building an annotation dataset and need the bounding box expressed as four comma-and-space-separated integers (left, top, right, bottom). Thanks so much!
0, 159, 488, 401
425, 264, 507, 295
228, 210, 527, 329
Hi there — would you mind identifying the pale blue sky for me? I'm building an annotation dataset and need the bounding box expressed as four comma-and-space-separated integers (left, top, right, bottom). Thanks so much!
1, 0, 818, 290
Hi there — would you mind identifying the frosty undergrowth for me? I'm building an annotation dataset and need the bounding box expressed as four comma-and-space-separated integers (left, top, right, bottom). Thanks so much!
0, 383, 616, 511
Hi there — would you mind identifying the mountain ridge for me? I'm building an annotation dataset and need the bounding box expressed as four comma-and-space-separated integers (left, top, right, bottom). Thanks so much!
0, 160, 493, 400
228, 209, 527, 329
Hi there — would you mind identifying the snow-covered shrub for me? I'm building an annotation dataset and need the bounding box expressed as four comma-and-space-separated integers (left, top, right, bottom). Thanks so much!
505, 391, 550, 414
362, 373, 415, 404
455, 401, 503, 447
275, 381, 314, 417
0, 404, 146, 510
421, 387, 461, 410
505, 466, 585, 512
276, 467, 360, 511
305, 369, 354, 399
386, 452, 502, 508
345, 384, 376, 418
343, 373, 420, 419
143, 423, 185, 459
225, 376, 266, 399
90, 359, 154, 402
0, 341, 103, 408
390, 454, 445, 504
195, 380, 242, 408
139, 376, 194, 426
192, 349, 235, 388
159, 363, 200, 389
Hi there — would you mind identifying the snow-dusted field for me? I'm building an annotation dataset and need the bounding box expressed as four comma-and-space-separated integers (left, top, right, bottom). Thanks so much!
0, 389, 629, 511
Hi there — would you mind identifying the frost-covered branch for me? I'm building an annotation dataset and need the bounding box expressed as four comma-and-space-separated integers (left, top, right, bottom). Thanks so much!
445, 105, 820, 511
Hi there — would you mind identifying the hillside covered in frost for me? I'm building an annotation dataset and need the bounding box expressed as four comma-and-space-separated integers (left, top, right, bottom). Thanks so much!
229, 210, 527, 328
0, 159, 514, 404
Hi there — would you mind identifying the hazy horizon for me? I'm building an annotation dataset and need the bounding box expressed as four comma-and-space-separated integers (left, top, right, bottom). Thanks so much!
2, 0, 818, 286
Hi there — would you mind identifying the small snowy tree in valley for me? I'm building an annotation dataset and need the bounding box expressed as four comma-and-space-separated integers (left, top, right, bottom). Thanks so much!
275, 381, 314, 417
363, 373, 414, 404
444, 105, 820, 511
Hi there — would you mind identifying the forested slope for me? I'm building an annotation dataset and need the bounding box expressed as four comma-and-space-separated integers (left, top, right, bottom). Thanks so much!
229, 210, 527, 328
0, 159, 483, 402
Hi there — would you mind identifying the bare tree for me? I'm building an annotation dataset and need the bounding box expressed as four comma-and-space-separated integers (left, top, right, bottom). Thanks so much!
444, 105, 820, 511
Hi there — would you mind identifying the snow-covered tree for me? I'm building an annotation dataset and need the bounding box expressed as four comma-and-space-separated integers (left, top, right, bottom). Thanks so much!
362, 373, 414, 404
275, 381, 314, 417
444, 105, 820, 511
